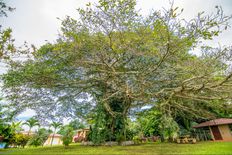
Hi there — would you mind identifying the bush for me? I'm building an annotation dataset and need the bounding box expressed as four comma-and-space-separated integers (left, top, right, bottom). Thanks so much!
88, 127, 108, 145
11, 133, 30, 148
126, 128, 136, 141
132, 136, 141, 145
0, 123, 14, 144
27, 128, 50, 147
61, 127, 74, 147
116, 133, 126, 144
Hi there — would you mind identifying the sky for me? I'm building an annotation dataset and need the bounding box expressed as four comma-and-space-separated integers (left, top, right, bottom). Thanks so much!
1, 0, 232, 129
1, 0, 232, 47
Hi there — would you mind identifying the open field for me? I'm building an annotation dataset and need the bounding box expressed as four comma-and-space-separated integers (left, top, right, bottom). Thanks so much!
0, 142, 232, 155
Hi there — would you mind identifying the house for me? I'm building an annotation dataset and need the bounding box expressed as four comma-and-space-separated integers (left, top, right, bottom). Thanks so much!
44, 134, 63, 145
193, 118, 232, 141
73, 128, 90, 142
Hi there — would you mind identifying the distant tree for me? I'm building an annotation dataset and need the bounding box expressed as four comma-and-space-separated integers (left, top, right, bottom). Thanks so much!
137, 109, 162, 137
57, 125, 69, 135
23, 118, 40, 135
11, 121, 23, 133
27, 128, 51, 147
50, 122, 62, 146
61, 126, 74, 147
69, 119, 85, 130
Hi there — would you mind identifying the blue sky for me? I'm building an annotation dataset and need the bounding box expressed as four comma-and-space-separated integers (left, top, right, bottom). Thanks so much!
1, 0, 232, 125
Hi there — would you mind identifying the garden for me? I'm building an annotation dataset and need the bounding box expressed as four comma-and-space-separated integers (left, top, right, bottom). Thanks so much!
1, 0, 232, 154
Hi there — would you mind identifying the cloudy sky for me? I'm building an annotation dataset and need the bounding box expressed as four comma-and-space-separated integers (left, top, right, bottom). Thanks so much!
2, 0, 232, 47
1, 0, 232, 125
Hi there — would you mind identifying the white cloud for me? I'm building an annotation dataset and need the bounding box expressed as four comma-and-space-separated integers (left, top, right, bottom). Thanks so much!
17, 109, 36, 120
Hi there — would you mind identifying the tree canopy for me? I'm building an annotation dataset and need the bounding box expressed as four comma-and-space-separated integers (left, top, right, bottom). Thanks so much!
2, 0, 232, 142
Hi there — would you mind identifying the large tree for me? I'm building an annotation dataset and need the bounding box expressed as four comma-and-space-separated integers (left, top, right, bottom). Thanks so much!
2, 0, 232, 142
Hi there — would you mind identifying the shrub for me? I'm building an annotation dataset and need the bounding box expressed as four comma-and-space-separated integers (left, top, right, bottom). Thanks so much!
132, 136, 141, 144
0, 123, 14, 144
11, 133, 30, 148
61, 127, 74, 147
27, 128, 50, 147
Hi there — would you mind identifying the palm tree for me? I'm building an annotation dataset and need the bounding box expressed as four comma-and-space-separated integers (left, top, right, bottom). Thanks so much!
11, 121, 23, 133
50, 121, 62, 146
23, 117, 40, 135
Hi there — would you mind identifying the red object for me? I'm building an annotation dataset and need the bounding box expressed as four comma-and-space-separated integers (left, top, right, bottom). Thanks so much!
73, 136, 85, 142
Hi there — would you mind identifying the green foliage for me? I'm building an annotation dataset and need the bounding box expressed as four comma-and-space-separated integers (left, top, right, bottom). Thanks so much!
159, 116, 179, 142
0, 103, 15, 144
125, 128, 136, 141
61, 126, 74, 147
137, 109, 179, 141
27, 128, 51, 147
88, 99, 132, 144
88, 104, 109, 145
51, 122, 62, 131
0, 1, 15, 59
0, 123, 14, 144
137, 109, 162, 137
50, 121, 62, 146
11, 121, 23, 133
132, 136, 141, 145
11, 133, 30, 148
23, 118, 40, 135
68, 119, 85, 130
23, 118, 40, 128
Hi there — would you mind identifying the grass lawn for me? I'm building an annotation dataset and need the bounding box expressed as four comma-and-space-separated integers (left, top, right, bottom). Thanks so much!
0, 142, 232, 155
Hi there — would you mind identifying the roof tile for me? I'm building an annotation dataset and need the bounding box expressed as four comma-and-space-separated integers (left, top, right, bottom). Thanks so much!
193, 118, 232, 128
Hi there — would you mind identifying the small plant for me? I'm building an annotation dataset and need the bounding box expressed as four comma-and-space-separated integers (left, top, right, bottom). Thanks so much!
132, 136, 141, 145
61, 127, 74, 147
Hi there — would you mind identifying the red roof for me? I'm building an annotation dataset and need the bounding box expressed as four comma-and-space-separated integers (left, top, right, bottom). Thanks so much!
193, 118, 232, 128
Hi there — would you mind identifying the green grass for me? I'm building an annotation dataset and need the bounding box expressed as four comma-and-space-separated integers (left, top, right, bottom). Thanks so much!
0, 142, 232, 155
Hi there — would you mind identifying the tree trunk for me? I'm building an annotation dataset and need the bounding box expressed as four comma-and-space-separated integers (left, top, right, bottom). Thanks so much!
50, 129, 56, 146
28, 127, 31, 136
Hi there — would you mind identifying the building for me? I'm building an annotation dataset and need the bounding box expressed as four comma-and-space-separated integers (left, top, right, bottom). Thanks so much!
193, 118, 232, 141
44, 134, 63, 145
